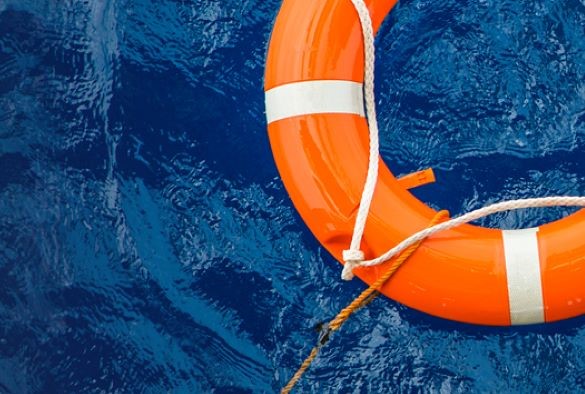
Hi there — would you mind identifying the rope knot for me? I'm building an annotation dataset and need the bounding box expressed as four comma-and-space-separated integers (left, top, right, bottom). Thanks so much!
341, 249, 364, 281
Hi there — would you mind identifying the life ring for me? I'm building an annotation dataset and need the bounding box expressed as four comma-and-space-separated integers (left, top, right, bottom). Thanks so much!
264, 0, 585, 326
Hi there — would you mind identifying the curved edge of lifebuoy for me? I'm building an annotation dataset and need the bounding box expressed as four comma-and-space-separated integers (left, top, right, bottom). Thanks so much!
264, 0, 585, 325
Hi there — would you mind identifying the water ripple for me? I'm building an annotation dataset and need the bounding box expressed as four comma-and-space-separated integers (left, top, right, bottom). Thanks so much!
379, 0, 585, 227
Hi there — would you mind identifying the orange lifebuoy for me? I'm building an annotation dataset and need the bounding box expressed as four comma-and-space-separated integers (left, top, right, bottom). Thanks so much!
264, 0, 585, 326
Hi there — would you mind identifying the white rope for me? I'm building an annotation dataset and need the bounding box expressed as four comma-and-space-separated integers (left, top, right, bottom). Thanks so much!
342, 197, 585, 279
342, 0, 381, 273
341, 0, 585, 281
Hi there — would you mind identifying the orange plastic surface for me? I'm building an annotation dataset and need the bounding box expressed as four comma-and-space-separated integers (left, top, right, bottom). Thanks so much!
397, 168, 436, 190
264, 0, 585, 325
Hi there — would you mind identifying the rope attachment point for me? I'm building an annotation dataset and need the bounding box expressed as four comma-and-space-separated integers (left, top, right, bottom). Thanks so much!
341, 249, 364, 280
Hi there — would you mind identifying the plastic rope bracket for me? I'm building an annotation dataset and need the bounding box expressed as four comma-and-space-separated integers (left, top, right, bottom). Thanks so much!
396, 168, 436, 190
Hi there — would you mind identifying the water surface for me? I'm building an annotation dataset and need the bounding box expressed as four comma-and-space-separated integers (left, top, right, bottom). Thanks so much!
1, 0, 585, 392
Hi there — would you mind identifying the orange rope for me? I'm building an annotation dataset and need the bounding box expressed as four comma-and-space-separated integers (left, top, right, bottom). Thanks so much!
281, 210, 449, 393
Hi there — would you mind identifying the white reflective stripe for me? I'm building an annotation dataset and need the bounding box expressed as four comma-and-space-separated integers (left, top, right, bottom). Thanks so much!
502, 228, 545, 325
265, 80, 365, 124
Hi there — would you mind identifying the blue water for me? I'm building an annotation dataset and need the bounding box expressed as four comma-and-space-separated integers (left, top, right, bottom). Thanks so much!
1, 0, 585, 392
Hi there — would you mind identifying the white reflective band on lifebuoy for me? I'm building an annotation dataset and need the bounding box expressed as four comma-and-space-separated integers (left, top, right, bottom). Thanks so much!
502, 228, 545, 325
265, 80, 365, 124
